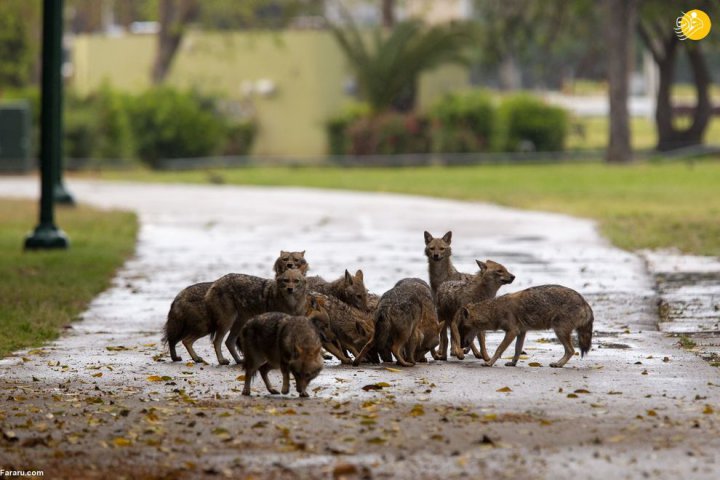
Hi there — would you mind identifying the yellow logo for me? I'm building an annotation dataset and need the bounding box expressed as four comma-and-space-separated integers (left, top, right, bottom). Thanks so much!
675, 10, 711, 41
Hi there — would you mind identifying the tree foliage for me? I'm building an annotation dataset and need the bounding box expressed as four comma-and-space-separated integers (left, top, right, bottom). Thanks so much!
330, 18, 474, 112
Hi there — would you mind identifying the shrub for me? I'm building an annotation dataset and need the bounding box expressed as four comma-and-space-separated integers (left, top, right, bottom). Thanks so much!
346, 112, 432, 156
494, 94, 568, 152
221, 119, 257, 156
126, 87, 227, 168
326, 102, 371, 155
429, 91, 495, 153
64, 85, 136, 165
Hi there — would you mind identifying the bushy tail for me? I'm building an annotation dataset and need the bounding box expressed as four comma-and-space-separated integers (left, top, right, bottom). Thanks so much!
162, 302, 184, 346
577, 306, 594, 357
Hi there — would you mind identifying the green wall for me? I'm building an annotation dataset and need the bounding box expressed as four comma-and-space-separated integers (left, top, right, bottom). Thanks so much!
72, 31, 468, 157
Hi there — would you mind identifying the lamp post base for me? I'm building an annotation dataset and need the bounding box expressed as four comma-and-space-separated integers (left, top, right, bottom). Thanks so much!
24, 224, 69, 250
54, 183, 75, 205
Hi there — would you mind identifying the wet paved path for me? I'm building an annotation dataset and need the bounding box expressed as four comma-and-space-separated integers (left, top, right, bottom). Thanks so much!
0, 178, 718, 479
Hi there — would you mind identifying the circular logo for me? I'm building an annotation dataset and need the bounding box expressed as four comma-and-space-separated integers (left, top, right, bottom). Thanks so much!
677, 9, 711, 41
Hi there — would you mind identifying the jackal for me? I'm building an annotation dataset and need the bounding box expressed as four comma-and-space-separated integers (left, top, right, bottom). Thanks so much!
273, 250, 309, 276
308, 269, 369, 312
354, 278, 432, 367
205, 269, 308, 365
454, 284, 594, 367
162, 282, 213, 363
436, 260, 515, 360
309, 292, 373, 363
240, 310, 324, 397
424, 231, 472, 296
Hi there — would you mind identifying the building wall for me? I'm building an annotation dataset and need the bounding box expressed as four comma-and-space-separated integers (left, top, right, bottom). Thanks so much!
71, 31, 469, 157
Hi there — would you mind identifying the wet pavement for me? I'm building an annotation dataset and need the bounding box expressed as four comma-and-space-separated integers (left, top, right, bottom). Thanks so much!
0, 177, 718, 479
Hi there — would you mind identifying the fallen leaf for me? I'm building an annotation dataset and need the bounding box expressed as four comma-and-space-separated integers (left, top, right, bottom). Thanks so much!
528, 362, 542, 367
147, 375, 172, 382
574, 389, 590, 394
409, 404, 424, 416
236, 375, 246, 381
567, 393, 578, 398
703, 405, 714, 414
496, 386, 512, 393
647, 409, 657, 417
333, 463, 358, 478
362, 382, 391, 392
366, 437, 386, 444
91, 372, 103, 378
384, 367, 402, 373
112, 437, 132, 447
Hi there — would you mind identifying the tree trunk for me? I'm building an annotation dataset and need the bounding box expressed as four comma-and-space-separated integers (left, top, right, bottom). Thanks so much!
151, 0, 197, 85
605, 0, 636, 163
498, 52, 521, 91
381, 0, 395, 29
655, 38, 711, 151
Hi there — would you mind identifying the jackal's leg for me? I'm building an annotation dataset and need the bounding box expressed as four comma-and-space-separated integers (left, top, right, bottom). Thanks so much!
438, 320, 449, 360
259, 363, 279, 394
478, 331, 491, 362
168, 340, 181, 362
212, 314, 234, 366
469, 338, 483, 359
484, 330, 518, 367
550, 328, 575, 368
449, 319, 465, 360
506, 331, 526, 366
352, 339, 374, 367
182, 333, 205, 364
324, 342, 352, 365
280, 365, 290, 395
242, 366, 256, 396
224, 318, 244, 365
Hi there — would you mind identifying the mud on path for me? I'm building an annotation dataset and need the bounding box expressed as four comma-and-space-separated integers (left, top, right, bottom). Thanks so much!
0, 178, 718, 479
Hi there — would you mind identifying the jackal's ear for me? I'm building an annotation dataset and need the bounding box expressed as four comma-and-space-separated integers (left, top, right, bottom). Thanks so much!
461, 307, 470, 319
355, 269, 364, 281
300, 250, 306, 257
309, 296, 319, 310
280, 250, 288, 255
476, 260, 487, 272
344, 269, 353, 285
423, 231, 433, 245
442, 231, 452, 244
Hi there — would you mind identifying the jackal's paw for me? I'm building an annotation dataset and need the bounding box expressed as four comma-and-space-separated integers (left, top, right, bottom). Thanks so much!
438, 355, 448, 361
549, 362, 563, 368
299, 391, 309, 398
481, 362, 493, 367
192, 357, 205, 364
281, 387, 289, 395
504, 362, 517, 367
241, 389, 251, 396
218, 358, 230, 366
170, 356, 182, 362
268, 388, 280, 395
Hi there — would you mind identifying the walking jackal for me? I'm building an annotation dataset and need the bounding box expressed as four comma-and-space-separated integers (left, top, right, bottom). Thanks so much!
453, 284, 594, 368
162, 281, 213, 363
205, 269, 308, 365
437, 260, 515, 360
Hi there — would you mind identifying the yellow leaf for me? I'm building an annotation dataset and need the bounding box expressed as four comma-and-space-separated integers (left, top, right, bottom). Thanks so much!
92, 372, 103, 378
703, 405, 714, 414
409, 404, 425, 416
147, 375, 172, 382
366, 437, 386, 444
113, 437, 132, 447
528, 362, 542, 367
647, 409, 657, 417
574, 389, 590, 394
236, 375, 246, 381
496, 386, 512, 393
567, 393, 578, 398
384, 367, 402, 373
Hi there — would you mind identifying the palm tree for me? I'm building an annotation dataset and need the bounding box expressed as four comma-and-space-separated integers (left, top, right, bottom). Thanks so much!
330, 19, 474, 113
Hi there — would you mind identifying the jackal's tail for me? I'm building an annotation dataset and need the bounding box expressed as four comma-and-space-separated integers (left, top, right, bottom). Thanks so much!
577, 305, 594, 357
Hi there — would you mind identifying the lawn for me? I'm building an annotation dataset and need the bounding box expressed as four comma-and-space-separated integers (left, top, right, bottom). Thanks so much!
0, 198, 138, 357
90, 160, 720, 256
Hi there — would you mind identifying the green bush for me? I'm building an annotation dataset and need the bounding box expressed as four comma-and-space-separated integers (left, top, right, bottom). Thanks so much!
221, 119, 257, 156
326, 102, 371, 155
126, 88, 228, 168
429, 91, 495, 153
494, 94, 568, 152
64, 86, 136, 165
346, 112, 431, 155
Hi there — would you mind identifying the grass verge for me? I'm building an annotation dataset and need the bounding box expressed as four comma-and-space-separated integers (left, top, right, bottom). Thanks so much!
0, 198, 138, 358
89, 160, 720, 256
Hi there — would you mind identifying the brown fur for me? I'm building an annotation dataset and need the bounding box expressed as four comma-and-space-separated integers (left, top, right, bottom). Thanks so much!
309, 269, 369, 311
424, 231, 473, 296
309, 292, 373, 363
436, 260, 515, 360
273, 250, 309, 276
454, 285, 594, 368
162, 282, 213, 363
205, 269, 308, 365
240, 310, 324, 397
354, 278, 432, 367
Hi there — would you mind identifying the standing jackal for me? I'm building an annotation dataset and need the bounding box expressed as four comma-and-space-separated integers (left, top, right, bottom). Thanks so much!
309, 292, 374, 363
163, 281, 213, 363
454, 285, 594, 368
424, 231, 472, 296
240, 310, 324, 397
436, 260, 515, 360
354, 278, 433, 367
205, 269, 308, 365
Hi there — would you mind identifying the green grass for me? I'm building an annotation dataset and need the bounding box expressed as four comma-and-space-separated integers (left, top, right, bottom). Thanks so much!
0, 199, 138, 358
87, 160, 720, 256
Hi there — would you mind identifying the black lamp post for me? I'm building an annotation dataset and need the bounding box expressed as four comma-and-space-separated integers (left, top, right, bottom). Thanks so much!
24, 0, 70, 250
